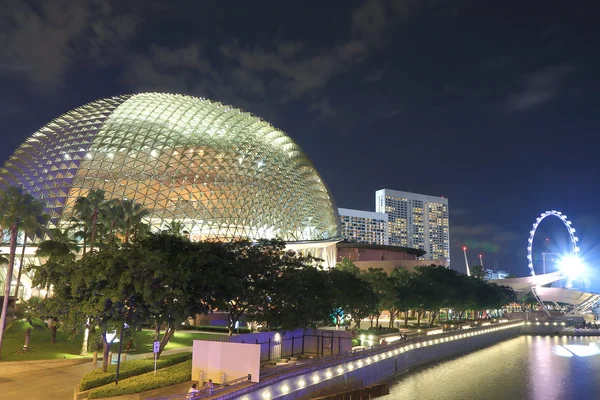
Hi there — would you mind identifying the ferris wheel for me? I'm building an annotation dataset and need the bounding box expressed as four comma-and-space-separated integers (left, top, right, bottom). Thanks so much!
527, 210, 582, 288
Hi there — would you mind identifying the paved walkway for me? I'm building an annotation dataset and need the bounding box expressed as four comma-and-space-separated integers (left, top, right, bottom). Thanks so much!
0, 347, 196, 400
0, 346, 329, 400
127, 347, 192, 361
0, 358, 96, 400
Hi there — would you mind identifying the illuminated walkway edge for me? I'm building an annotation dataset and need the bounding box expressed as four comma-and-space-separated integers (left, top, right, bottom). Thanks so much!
221, 321, 524, 400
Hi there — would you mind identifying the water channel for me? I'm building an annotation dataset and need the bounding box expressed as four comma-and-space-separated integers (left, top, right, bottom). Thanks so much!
383, 335, 600, 400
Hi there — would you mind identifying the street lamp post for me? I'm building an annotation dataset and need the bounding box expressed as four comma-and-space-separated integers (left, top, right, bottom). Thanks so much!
115, 322, 128, 385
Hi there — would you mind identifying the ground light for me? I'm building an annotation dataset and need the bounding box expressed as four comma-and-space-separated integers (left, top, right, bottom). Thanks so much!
258, 322, 523, 398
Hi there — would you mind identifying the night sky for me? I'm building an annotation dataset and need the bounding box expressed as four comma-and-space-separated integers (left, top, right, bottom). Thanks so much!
1, 1, 599, 283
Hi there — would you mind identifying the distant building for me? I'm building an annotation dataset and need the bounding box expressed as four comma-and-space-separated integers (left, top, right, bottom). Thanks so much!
338, 208, 389, 245
336, 241, 442, 275
375, 189, 449, 264
486, 269, 509, 280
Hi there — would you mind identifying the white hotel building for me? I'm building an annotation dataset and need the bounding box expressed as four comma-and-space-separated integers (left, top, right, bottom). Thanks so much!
338, 208, 389, 246
375, 189, 449, 264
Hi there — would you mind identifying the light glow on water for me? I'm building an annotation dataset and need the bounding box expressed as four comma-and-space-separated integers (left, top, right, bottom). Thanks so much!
552, 345, 574, 358
560, 344, 600, 358
383, 336, 600, 400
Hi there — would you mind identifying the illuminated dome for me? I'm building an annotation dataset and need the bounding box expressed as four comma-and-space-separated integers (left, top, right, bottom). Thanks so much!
0, 93, 340, 242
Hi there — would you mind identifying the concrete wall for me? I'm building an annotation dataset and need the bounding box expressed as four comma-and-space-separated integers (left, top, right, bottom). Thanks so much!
192, 341, 260, 384
353, 260, 449, 275
222, 321, 523, 400
337, 247, 417, 262
523, 320, 565, 335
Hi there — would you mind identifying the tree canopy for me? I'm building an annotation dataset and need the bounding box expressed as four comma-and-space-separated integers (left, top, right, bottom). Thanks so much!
13, 188, 519, 368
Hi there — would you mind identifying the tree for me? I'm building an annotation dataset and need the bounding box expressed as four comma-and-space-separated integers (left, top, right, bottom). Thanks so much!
121, 200, 150, 245
74, 189, 105, 255
38, 297, 63, 344
30, 229, 202, 362
98, 199, 125, 246
390, 268, 415, 327
497, 285, 518, 308
470, 265, 487, 280
131, 233, 214, 358
210, 239, 313, 336
0, 186, 46, 358
335, 257, 361, 277
449, 273, 477, 321
46, 248, 142, 372
410, 265, 464, 325
361, 268, 394, 328
15, 214, 48, 300
520, 291, 538, 310
5, 296, 46, 352
329, 268, 378, 329
36, 228, 79, 298
164, 220, 186, 238
253, 265, 332, 331
36, 228, 80, 259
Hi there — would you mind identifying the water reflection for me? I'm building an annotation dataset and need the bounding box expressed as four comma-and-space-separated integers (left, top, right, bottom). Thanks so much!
383, 336, 600, 400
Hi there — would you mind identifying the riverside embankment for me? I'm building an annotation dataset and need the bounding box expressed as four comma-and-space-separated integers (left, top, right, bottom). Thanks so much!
222, 320, 524, 400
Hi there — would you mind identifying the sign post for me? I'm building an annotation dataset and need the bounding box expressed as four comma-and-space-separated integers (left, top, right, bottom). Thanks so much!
153, 341, 160, 377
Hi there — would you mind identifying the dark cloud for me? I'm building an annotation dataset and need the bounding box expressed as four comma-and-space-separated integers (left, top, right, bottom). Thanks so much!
352, 0, 388, 43
0, 1, 143, 90
506, 64, 575, 112
379, 107, 403, 119
451, 224, 519, 257
120, 0, 402, 121
1, 0, 598, 278
308, 98, 336, 119
217, 38, 369, 102
451, 208, 469, 217
365, 69, 385, 83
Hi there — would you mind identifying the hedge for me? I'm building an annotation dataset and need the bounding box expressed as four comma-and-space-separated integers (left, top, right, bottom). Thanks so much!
88, 360, 192, 399
80, 352, 192, 391
180, 325, 250, 334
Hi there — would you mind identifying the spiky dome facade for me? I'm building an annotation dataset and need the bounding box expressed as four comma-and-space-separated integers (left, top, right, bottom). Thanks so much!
0, 93, 340, 242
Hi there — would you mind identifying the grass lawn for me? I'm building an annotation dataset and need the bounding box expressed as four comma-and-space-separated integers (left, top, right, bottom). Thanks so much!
0, 323, 86, 361
121, 330, 227, 355
1, 325, 227, 361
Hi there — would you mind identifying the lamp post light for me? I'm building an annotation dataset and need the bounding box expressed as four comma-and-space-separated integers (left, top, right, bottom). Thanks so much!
115, 322, 129, 385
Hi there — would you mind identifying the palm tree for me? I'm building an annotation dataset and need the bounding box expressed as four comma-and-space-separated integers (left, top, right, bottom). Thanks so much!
99, 199, 125, 246
164, 220, 186, 238
74, 189, 105, 255
68, 216, 89, 256
14, 215, 49, 300
36, 228, 80, 259
0, 186, 46, 358
121, 199, 150, 245
36, 228, 80, 298
0, 254, 8, 291
5, 296, 46, 352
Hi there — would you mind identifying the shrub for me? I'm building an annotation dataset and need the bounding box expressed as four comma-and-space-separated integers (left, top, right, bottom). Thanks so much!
180, 325, 250, 334
79, 352, 191, 391
88, 360, 192, 398
366, 327, 398, 334
407, 324, 437, 329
